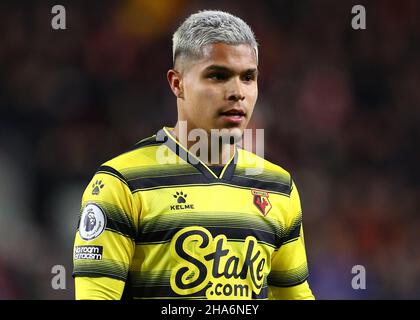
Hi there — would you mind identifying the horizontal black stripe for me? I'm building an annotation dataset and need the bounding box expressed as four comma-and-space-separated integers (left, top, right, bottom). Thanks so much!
139, 212, 284, 239
130, 174, 208, 191
235, 167, 291, 187
122, 283, 268, 299
282, 223, 301, 244
267, 264, 309, 288
282, 237, 299, 245
129, 271, 171, 287
79, 201, 136, 240
267, 275, 309, 288
123, 284, 208, 299
75, 224, 134, 241
231, 175, 291, 195
106, 218, 136, 240
73, 259, 129, 281
129, 174, 291, 195
282, 213, 302, 244
72, 271, 126, 282
122, 165, 199, 180
97, 165, 129, 187
136, 226, 280, 248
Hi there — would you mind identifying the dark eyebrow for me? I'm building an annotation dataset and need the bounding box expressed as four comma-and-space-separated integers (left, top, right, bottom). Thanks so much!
203, 65, 258, 75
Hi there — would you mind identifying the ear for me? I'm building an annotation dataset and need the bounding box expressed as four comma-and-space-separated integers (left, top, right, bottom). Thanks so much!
167, 69, 184, 99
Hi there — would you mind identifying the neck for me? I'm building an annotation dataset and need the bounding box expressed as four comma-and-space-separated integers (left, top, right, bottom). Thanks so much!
171, 123, 235, 166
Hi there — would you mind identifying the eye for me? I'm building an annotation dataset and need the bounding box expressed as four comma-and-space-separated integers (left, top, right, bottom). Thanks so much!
242, 73, 256, 82
208, 73, 229, 81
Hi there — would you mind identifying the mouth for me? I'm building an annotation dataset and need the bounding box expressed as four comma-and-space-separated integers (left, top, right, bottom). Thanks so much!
219, 108, 246, 124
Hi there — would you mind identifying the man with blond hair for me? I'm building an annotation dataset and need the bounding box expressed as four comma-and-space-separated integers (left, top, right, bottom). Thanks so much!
73, 10, 314, 300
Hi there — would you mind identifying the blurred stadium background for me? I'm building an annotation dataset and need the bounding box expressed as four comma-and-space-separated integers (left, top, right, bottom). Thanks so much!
0, 0, 419, 299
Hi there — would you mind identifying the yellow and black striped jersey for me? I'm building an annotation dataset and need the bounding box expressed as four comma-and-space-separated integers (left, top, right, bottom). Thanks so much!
73, 127, 314, 300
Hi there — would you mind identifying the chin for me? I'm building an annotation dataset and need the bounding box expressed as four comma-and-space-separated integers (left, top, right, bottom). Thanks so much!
210, 126, 243, 144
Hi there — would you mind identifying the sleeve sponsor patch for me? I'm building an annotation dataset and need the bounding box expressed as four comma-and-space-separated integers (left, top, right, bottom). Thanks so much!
79, 203, 107, 240
74, 245, 103, 260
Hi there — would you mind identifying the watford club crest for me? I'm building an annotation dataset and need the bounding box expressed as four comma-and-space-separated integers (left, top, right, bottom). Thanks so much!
251, 189, 272, 216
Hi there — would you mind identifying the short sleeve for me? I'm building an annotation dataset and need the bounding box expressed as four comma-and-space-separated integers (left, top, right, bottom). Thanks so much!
268, 180, 315, 300
73, 167, 139, 299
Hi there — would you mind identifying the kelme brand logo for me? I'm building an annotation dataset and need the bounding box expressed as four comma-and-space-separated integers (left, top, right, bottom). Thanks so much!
92, 180, 104, 195
171, 191, 195, 210
170, 227, 268, 299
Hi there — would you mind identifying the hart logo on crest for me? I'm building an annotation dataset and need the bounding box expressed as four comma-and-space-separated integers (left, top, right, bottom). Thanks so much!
251, 189, 272, 216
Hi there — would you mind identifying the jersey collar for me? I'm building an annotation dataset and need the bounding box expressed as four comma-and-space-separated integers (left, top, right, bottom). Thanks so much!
159, 126, 237, 181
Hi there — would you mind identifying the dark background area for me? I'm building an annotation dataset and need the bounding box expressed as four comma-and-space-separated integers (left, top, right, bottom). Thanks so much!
0, 0, 419, 299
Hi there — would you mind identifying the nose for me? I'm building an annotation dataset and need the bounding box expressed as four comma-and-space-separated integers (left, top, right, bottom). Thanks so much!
227, 78, 245, 102
229, 92, 245, 102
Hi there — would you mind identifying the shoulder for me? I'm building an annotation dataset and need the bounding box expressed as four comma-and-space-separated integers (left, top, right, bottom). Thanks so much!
103, 134, 161, 169
236, 147, 293, 190
96, 133, 166, 183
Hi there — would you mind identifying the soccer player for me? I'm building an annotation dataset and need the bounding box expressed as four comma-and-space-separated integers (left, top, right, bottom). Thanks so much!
73, 10, 315, 300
